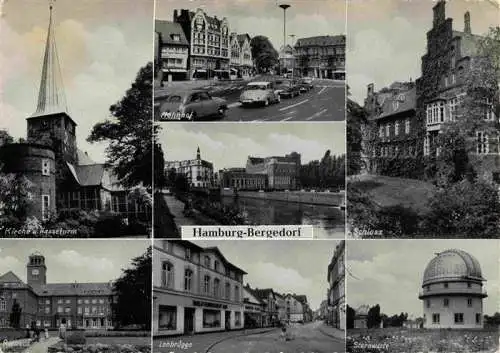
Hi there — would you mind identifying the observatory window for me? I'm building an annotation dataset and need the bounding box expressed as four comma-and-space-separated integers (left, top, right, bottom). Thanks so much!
454, 313, 464, 324
432, 313, 440, 324
42, 159, 50, 176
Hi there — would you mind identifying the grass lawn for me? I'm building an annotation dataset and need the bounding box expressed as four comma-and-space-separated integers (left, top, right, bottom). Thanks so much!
348, 174, 437, 214
80, 336, 150, 345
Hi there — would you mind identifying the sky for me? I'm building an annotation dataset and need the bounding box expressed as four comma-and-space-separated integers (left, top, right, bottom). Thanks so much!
155, 0, 346, 51
0, 239, 149, 283
188, 239, 342, 311
347, 239, 499, 318
0, 0, 153, 163
160, 123, 346, 171
347, 0, 499, 104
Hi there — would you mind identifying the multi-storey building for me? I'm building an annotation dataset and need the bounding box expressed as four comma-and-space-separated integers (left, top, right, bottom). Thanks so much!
275, 292, 287, 322
218, 168, 267, 191
242, 285, 264, 328
155, 20, 190, 82
416, 1, 499, 183
327, 240, 345, 329
353, 304, 369, 329
284, 294, 311, 322
279, 45, 297, 77
0, 253, 114, 330
153, 240, 246, 336
174, 8, 230, 80
251, 288, 278, 327
363, 82, 418, 174
294, 35, 346, 80
245, 152, 301, 190
229, 33, 253, 78
165, 147, 214, 188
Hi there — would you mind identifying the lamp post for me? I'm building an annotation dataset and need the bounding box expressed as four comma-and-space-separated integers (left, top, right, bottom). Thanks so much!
289, 34, 295, 79
279, 4, 290, 76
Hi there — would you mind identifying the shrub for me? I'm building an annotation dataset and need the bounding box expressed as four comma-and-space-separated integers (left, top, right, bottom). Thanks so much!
93, 212, 127, 237
66, 330, 86, 345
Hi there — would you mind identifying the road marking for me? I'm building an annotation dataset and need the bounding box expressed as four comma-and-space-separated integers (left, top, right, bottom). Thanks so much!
305, 108, 328, 120
279, 99, 309, 111
318, 86, 328, 95
228, 102, 241, 108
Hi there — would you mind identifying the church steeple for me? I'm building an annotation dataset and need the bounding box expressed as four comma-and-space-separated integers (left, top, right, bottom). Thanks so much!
32, 0, 68, 117
196, 147, 201, 160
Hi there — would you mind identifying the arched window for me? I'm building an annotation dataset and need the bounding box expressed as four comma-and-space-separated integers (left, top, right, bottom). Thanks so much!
161, 262, 174, 289
0, 298, 6, 312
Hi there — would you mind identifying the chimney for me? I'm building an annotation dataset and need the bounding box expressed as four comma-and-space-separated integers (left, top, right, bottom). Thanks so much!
173, 9, 178, 22
432, 0, 446, 27
464, 11, 471, 34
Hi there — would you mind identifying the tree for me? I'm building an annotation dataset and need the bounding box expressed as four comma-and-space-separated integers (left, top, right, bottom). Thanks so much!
112, 247, 151, 329
250, 36, 279, 73
9, 299, 22, 329
347, 96, 368, 175
0, 172, 35, 222
367, 304, 381, 329
87, 63, 156, 188
346, 305, 355, 329
0, 130, 13, 146
154, 142, 166, 189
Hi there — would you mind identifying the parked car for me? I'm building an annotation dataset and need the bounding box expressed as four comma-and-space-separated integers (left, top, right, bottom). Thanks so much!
275, 79, 301, 98
158, 90, 227, 121
298, 77, 314, 92
239, 81, 281, 106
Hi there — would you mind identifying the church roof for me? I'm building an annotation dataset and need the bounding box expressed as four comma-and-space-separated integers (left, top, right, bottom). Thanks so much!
33, 282, 113, 297
31, 4, 68, 118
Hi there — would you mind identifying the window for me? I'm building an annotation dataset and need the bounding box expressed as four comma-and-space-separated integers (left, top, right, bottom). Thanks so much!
235, 312, 241, 326
163, 241, 171, 252
444, 283, 448, 288
84, 299, 89, 304
424, 136, 430, 156
476, 313, 481, 324
77, 307, 82, 314
185, 248, 191, 260
92, 299, 97, 304
405, 119, 410, 134
213, 278, 220, 298
42, 159, 50, 176
202, 309, 221, 328
0, 299, 5, 312
203, 275, 211, 294
426, 102, 446, 124
451, 73, 456, 84
214, 261, 220, 272
234, 285, 239, 302
65, 299, 70, 304
477, 131, 489, 154
204, 256, 211, 268
42, 195, 50, 221
444, 298, 449, 307
449, 97, 460, 121
426, 300, 430, 308
84, 307, 89, 314
159, 305, 177, 330
45, 307, 49, 314
46, 299, 50, 304
162, 262, 174, 288
467, 298, 473, 307
58, 299, 63, 304
454, 313, 464, 324
385, 124, 390, 137
483, 98, 495, 121
432, 313, 440, 324
57, 306, 63, 313
395, 121, 399, 136
65, 307, 71, 313
467, 282, 472, 288
225, 282, 231, 299
379, 126, 384, 138
184, 269, 193, 292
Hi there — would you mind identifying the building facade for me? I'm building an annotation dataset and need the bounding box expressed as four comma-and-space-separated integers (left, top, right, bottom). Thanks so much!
153, 240, 246, 336
275, 293, 287, 322
278, 45, 297, 77
242, 285, 264, 328
416, 1, 499, 184
229, 33, 253, 78
327, 240, 345, 329
0, 253, 114, 330
218, 168, 267, 191
294, 35, 346, 79
418, 249, 487, 329
245, 153, 301, 190
155, 20, 190, 82
284, 294, 311, 322
252, 288, 278, 327
174, 8, 230, 80
165, 147, 214, 188
353, 305, 369, 329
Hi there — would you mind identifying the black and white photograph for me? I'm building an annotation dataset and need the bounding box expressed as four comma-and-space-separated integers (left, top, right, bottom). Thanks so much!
0, 0, 154, 238
155, 123, 346, 238
346, 0, 500, 238
154, 0, 346, 122
153, 239, 345, 353
0, 239, 151, 353
346, 240, 499, 353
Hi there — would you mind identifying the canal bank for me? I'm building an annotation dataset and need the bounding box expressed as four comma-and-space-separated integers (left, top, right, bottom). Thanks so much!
227, 191, 344, 207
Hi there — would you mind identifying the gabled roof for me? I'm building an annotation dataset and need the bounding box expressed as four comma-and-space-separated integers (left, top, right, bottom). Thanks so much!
203, 247, 247, 275
75, 164, 107, 186
253, 288, 275, 301
77, 149, 96, 165
294, 295, 308, 304
33, 282, 113, 296
295, 35, 345, 47
237, 34, 251, 47
375, 87, 416, 120
156, 20, 189, 46
243, 285, 263, 305
0, 271, 24, 284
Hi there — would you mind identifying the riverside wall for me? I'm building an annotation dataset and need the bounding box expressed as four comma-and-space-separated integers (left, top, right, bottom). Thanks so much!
221, 189, 344, 206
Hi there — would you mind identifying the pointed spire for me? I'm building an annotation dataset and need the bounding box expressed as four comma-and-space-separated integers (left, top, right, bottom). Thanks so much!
196, 146, 201, 160
32, 0, 68, 117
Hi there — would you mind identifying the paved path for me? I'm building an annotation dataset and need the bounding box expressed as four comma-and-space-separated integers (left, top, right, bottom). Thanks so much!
22, 337, 61, 353
163, 195, 217, 229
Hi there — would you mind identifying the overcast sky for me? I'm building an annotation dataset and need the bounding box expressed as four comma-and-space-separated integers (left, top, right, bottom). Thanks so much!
160, 123, 345, 171
188, 240, 341, 311
347, 0, 499, 104
0, 240, 149, 284
155, 0, 346, 51
0, 0, 153, 163
347, 240, 499, 318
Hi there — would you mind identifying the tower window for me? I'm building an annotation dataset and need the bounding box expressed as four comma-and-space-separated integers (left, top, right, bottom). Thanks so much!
42, 159, 50, 176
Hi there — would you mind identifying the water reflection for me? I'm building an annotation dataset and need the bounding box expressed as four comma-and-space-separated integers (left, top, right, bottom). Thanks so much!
221, 196, 345, 238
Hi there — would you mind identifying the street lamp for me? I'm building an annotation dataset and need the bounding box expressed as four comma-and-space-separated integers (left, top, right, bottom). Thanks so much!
289, 34, 295, 79
279, 4, 290, 76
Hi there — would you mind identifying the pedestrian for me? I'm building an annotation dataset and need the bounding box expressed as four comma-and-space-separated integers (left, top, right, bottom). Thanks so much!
280, 324, 287, 341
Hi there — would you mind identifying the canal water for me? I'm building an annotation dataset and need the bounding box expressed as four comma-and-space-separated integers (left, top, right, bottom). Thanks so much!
221, 196, 345, 238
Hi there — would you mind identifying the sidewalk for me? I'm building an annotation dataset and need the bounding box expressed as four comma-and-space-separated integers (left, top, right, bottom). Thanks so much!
154, 327, 277, 353
22, 337, 61, 353
318, 323, 345, 341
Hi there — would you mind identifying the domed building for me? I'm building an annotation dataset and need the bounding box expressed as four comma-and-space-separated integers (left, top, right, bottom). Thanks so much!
419, 249, 487, 329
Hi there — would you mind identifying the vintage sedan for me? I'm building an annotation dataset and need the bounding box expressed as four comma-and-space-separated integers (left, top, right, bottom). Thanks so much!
275, 79, 301, 98
239, 82, 281, 106
298, 77, 314, 92
158, 90, 227, 121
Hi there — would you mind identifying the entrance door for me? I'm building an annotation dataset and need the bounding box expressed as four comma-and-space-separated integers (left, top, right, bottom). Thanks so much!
225, 311, 231, 330
184, 308, 195, 334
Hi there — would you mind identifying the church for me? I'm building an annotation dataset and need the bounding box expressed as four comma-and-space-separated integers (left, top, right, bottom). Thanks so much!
0, 252, 114, 330
0, 3, 149, 225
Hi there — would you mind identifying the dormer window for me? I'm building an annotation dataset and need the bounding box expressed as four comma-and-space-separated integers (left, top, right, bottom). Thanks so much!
172, 34, 180, 42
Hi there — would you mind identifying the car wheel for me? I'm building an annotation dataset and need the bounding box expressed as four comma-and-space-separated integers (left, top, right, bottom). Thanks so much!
218, 106, 226, 118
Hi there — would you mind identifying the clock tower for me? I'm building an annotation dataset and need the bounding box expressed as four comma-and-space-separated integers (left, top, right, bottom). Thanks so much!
26, 2, 78, 165
27, 252, 47, 286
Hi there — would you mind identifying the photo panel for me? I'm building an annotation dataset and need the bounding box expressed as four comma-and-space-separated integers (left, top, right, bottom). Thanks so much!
345, 239, 499, 352
346, 0, 500, 238
153, 239, 345, 353
0, 0, 154, 238
153, 0, 346, 122
0, 239, 151, 349
155, 123, 346, 239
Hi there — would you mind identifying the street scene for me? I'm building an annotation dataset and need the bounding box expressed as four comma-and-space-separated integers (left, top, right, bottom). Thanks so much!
153, 240, 345, 353
155, 124, 346, 238
154, 0, 346, 122
347, 0, 500, 238
346, 240, 499, 353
